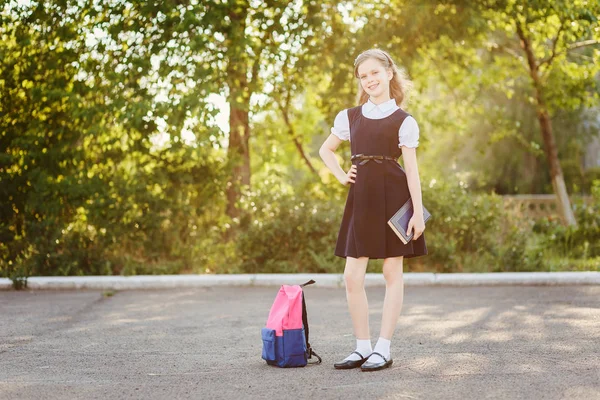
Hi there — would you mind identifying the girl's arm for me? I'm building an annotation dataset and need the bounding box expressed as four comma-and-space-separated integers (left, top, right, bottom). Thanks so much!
398, 117, 424, 215
402, 146, 424, 216
319, 134, 355, 185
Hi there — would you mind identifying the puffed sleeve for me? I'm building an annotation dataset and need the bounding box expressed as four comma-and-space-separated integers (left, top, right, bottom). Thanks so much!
331, 109, 350, 141
398, 116, 419, 148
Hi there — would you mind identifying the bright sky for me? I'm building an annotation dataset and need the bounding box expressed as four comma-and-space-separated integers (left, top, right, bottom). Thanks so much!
151, 94, 229, 149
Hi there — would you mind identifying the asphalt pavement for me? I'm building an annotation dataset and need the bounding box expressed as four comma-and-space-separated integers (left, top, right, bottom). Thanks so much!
1, 285, 599, 399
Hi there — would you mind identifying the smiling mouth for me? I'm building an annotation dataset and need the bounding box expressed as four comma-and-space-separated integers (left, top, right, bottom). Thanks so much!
368, 83, 379, 90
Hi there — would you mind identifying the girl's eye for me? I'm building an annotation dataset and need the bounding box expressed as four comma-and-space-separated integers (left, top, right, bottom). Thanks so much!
373, 71, 379, 74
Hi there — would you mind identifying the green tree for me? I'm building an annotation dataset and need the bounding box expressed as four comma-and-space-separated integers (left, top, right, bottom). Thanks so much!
0, 1, 225, 277
1, 1, 113, 276
469, 0, 599, 225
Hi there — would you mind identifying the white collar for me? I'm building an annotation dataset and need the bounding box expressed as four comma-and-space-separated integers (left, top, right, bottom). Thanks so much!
363, 98, 397, 114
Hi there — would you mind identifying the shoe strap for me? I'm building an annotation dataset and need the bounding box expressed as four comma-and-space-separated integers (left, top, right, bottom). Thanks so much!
370, 351, 387, 362
352, 350, 366, 359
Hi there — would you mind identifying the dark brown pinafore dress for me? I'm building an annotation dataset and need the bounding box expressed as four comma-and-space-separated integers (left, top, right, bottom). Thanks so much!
334, 105, 428, 259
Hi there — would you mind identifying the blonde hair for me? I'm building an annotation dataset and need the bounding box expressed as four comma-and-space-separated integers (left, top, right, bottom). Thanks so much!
353, 48, 413, 108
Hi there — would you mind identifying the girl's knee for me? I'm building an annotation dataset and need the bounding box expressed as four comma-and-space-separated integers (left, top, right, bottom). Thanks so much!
383, 271, 403, 286
343, 256, 368, 291
382, 257, 404, 284
344, 270, 365, 292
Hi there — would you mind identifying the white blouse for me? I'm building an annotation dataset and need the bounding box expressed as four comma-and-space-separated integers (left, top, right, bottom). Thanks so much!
330, 98, 420, 148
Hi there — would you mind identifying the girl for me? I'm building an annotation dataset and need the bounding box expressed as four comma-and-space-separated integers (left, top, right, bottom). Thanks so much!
319, 48, 428, 372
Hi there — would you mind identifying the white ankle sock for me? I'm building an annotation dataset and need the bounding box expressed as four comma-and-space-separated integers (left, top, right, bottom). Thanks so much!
344, 338, 372, 361
368, 337, 391, 363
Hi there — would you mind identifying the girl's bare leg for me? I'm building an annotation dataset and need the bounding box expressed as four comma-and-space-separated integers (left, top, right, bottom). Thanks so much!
342, 256, 371, 360
368, 255, 404, 364
380, 255, 404, 339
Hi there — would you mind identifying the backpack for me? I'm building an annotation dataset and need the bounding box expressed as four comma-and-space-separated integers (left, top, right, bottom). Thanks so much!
261, 279, 322, 367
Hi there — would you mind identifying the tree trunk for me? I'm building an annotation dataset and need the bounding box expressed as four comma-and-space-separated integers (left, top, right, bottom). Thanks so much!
225, 103, 250, 220
516, 23, 577, 226
224, 2, 251, 223
536, 109, 576, 226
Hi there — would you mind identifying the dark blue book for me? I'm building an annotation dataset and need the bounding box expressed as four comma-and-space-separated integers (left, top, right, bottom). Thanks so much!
387, 198, 432, 244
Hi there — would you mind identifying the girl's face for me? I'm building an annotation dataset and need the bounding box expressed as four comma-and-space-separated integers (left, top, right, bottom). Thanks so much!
357, 57, 392, 99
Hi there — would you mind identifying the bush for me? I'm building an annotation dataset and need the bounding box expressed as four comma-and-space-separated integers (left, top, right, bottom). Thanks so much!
533, 179, 600, 259
204, 172, 546, 274
234, 183, 345, 274
421, 174, 542, 272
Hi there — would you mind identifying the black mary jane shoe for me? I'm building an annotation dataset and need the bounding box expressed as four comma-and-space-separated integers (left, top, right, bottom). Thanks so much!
333, 351, 369, 370
360, 351, 393, 372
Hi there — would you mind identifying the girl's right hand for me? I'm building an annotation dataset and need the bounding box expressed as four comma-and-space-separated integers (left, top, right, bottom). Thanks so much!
339, 164, 357, 186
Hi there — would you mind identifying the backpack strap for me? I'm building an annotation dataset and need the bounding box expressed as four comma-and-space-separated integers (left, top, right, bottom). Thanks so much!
301, 282, 322, 364
301, 291, 310, 350
308, 347, 322, 364
299, 279, 315, 287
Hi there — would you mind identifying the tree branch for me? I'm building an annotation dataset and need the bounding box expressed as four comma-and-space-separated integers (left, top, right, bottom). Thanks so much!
568, 39, 600, 50
538, 19, 565, 70
534, 39, 600, 70
496, 43, 529, 70
424, 49, 461, 103
516, 22, 539, 75
275, 97, 318, 176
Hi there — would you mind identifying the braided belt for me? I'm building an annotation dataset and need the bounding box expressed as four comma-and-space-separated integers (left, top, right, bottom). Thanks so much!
351, 154, 397, 165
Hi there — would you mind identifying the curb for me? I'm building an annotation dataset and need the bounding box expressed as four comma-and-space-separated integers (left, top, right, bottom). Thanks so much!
1, 272, 599, 290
